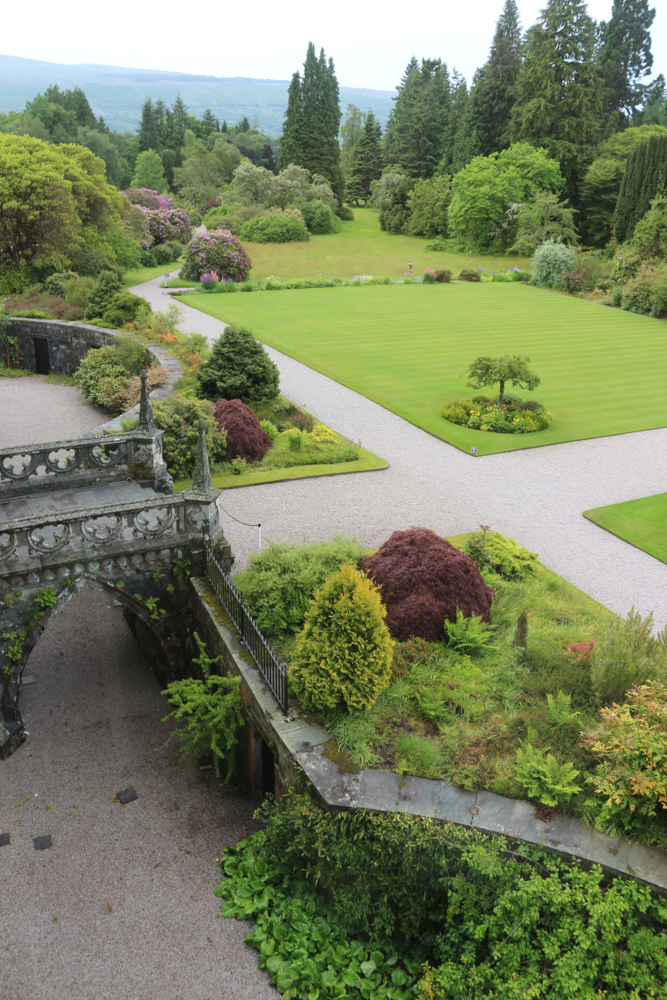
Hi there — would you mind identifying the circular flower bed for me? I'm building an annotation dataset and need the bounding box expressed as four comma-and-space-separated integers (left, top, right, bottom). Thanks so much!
441, 394, 552, 434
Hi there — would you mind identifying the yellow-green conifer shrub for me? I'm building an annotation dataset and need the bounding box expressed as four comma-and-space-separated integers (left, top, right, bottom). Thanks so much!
290, 563, 394, 713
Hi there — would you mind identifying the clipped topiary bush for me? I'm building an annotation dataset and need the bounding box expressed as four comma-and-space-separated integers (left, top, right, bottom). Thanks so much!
196, 324, 280, 404
153, 396, 227, 480
435, 269, 452, 283
359, 527, 494, 642
290, 563, 394, 712
458, 269, 481, 282
180, 229, 252, 282
238, 536, 364, 640
532, 240, 578, 288
213, 398, 273, 462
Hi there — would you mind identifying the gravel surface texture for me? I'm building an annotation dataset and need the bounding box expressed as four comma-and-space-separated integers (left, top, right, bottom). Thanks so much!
132, 277, 667, 630
0, 376, 105, 447
0, 588, 275, 1000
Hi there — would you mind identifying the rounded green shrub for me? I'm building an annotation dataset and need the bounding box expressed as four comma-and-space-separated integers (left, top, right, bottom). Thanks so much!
240, 212, 310, 243
464, 528, 538, 580
152, 396, 227, 480
101, 291, 150, 329
290, 563, 394, 713
196, 324, 280, 404
238, 536, 364, 640
532, 240, 578, 288
84, 270, 122, 320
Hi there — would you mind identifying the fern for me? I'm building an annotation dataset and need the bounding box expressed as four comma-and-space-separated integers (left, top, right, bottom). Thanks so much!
515, 742, 582, 807
444, 609, 495, 656
546, 690, 581, 727
159, 632, 243, 781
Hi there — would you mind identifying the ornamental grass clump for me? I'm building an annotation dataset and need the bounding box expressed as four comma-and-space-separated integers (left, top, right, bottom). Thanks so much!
290, 563, 394, 713
213, 398, 273, 462
359, 527, 494, 643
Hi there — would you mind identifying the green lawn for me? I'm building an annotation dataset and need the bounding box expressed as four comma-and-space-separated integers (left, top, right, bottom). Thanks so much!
584, 494, 667, 565
183, 281, 667, 455
242, 208, 529, 281
123, 261, 183, 288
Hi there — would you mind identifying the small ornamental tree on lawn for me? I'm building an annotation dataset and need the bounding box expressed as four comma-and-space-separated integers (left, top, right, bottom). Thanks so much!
213, 398, 273, 461
180, 229, 251, 282
466, 354, 540, 410
197, 324, 280, 404
291, 563, 394, 713
532, 239, 577, 287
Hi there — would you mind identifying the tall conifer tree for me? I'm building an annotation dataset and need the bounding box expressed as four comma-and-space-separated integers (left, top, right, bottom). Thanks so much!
467, 0, 523, 157
508, 0, 603, 203
597, 0, 657, 126
384, 58, 451, 177
613, 131, 667, 240
279, 44, 344, 203
348, 111, 383, 203
138, 98, 160, 152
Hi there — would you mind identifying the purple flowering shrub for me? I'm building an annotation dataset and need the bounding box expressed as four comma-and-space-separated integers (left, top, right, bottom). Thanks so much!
140, 208, 193, 249
181, 229, 252, 283
123, 188, 174, 211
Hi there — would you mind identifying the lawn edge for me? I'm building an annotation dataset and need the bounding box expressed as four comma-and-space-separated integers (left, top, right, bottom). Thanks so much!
583, 508, 667, 566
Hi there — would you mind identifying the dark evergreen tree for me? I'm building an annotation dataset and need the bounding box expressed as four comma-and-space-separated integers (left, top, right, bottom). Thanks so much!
384, 58, 451, 178
279, 44, 344, 203
221, 120, 229, 133
613, 131, 667, 241
163, 95, 188, 150
138, 98, 160, 152
441, 70, 474, 174
597, 0, 657, 127
44, 84, 98, 129
201, 108, 220, 136
508, 0, 603, 203
238, 116, 250, 132
348, 111, 383, 204
466, 0, 523, 157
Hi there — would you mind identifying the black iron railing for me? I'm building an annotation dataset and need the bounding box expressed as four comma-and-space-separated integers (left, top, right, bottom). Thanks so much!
204, 541, 289, 713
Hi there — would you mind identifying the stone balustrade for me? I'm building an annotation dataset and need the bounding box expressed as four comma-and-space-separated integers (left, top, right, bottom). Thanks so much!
0, 431, 169, 495
0, 490, 220, 580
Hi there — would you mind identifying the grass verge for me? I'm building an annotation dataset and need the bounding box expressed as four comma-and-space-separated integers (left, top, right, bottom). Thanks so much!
123, 261, 183, 288
584, 494, 667, 565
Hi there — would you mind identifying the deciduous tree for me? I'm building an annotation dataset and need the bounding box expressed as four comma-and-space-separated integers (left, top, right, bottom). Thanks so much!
467, 355, 541, 409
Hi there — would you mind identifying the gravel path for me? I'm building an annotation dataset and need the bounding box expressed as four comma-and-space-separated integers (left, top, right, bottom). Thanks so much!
0, 376, 105, 447
0, 588, 276, 1000
132, 277, 667, 630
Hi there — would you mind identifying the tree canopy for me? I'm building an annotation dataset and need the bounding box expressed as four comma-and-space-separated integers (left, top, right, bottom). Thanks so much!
467, 355, 541, 409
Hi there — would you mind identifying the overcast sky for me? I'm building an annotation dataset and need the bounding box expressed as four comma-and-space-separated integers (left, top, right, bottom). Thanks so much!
3, 0, 665, 93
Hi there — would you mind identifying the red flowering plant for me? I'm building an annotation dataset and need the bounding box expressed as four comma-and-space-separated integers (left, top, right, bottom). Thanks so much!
566, 641, 595, 666
181, 229, 252, 283
579, 682, 667, 843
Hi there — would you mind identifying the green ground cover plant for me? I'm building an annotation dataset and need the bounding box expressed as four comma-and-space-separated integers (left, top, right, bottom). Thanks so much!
584, 493, 667, 565
217, 794, 667, 1000
183, 278, 667, 456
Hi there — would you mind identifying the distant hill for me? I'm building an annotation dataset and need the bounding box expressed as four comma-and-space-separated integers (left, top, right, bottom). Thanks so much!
0, 55, 396, 135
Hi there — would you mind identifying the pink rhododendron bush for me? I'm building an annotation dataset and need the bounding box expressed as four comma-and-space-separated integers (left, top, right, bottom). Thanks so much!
122, 188, 192, 248
181, 229, 252, 283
